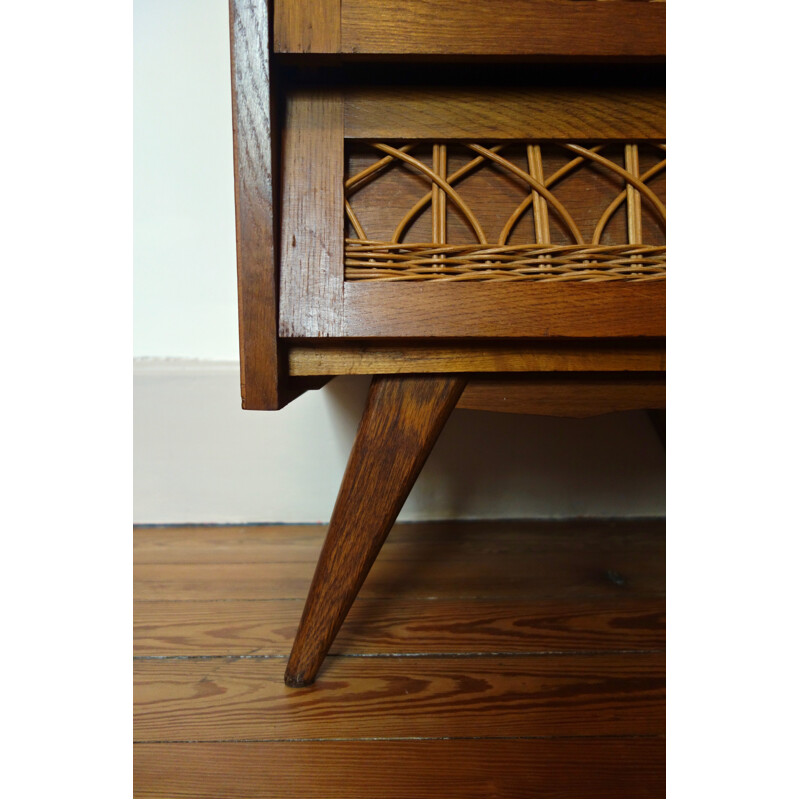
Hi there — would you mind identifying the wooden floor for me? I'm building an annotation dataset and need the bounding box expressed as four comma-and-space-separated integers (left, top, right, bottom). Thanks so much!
134, 519, 665, 798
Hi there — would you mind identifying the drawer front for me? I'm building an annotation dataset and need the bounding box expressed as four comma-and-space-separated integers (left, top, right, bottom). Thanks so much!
278, 80, 665, 339
275, 0, 666, 58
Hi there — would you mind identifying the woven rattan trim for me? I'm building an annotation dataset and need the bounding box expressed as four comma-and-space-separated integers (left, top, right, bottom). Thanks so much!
345, 141, 665, 282
346, 241, 665, 283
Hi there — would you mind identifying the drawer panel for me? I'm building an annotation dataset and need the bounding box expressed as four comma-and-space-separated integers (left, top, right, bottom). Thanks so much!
278, 82, 665, 339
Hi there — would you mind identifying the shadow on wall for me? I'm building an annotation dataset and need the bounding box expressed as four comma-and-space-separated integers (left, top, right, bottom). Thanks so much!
322, 375, 665, 521
133, 363, 664, 524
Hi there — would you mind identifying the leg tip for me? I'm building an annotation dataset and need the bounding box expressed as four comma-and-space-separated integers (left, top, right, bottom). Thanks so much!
284, 670, 315, 688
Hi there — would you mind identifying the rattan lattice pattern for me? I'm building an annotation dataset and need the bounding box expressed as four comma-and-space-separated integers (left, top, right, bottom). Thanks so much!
345, 142, 666, 282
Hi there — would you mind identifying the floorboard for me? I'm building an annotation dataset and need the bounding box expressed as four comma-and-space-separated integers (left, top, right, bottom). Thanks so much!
134, 520, 665, 797
133, 738, 666, 799
134, 653, 664, 740
135, 596, 665, 655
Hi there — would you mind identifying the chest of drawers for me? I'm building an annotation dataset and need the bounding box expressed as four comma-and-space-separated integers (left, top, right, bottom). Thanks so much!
229, 0, 665, 685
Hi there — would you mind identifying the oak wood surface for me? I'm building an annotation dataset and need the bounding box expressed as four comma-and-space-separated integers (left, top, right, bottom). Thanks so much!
341, 281, 665, 337
285, 375, 466, 685
228, 0, 282, 409
278, 88, 345, 337
279, 75, 665, 340
344, 84, 664, 140
134, 737, 666, 799
329, 0, 666, 58
287, 339, 666, 375
134, 653, 664, 740
273, 0, 340, 54
458, 374, 665, 416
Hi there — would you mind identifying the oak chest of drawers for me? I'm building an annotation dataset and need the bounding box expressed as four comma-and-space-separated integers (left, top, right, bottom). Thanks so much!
229, 0, 665, 685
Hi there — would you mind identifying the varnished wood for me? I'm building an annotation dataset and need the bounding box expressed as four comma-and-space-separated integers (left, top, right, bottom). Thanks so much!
278, 89, 345, 337
133, 520, 665, 797
133, 518, 666, 564
134, 558, 664, 601
273, 0, 340, 54
288, 339, 665, 375
228, 0, 282, 409
458, 374, 665, 417
284, 131, 666, 337
344, 84, 664, 140
134, 737, 665, 799
134, 532, 664, 601
135, 596, 665, 656
135, 653, 664, 740
340, 282, 665, 338
134, 520, 664, 655
272, 0, 666, 58
134, 555, 663, 601
285, 375, 466, 685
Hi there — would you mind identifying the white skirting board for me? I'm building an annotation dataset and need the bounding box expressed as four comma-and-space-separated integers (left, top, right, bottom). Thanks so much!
133, 359, 665, 524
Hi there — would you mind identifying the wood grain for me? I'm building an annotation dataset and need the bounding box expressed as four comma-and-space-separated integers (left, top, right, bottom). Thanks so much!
228, 0, 281, 409
133, 518, 665, 563
134, 520, 665, 603
278, 89, 344, 337
339, 0, 665, 57
458, 374, 665, 416
133, 520, 665, 796
287, 339, 666, 375
134, 737, 665, 798
134, 549, 664, 601
344, 85, 664, 140
286, 375, 466, 685
274, 0, 340, 54
134, 653, 665, 740
341, 282, 665, 337
281, 90, 665, 338
134, 596, 665, 656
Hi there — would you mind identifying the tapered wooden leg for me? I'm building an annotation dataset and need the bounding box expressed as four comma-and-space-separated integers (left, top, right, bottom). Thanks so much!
284, 374, 466, 687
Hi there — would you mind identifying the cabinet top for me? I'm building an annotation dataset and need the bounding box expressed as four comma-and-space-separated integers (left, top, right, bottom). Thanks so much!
274, 0, 665, 59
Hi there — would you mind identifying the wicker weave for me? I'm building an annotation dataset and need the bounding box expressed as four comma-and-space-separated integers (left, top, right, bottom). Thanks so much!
345, 241, 665, 282
345, 142, 666, 283
345, 239, 667, 283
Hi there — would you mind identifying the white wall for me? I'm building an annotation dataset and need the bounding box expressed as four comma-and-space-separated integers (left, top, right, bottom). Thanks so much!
133, 0, 665, 524
134, 360, 665, 523
134, 0, 239, 359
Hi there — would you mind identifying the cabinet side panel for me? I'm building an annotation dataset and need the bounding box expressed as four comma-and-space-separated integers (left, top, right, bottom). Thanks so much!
229, 0, 281, 409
